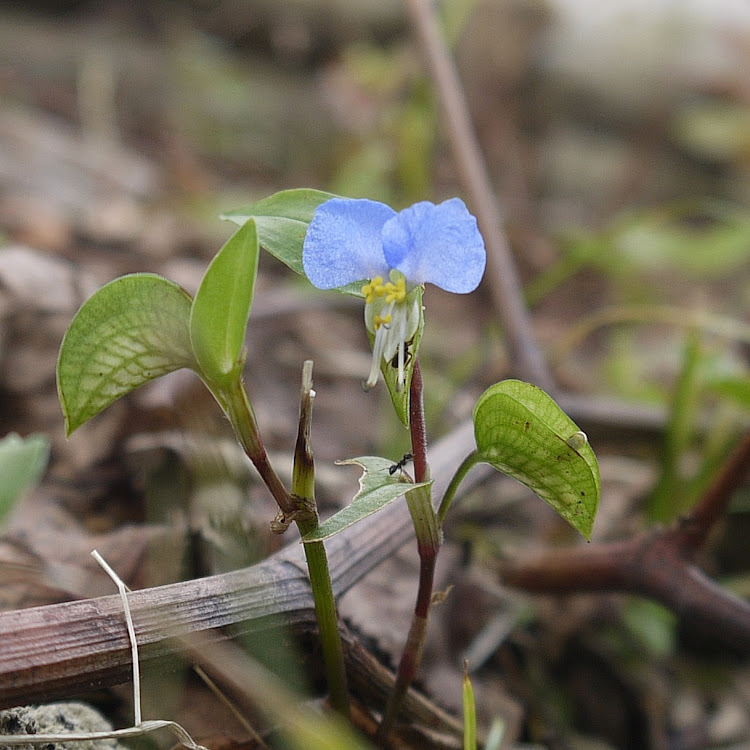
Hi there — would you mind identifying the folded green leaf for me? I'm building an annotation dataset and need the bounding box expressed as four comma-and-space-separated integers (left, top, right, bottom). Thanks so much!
0, 433, 50, 526
302, 456, 432, 543
57, 274, 196, 436
221, 188, 336, 277
473, 380, 600, 539
190, 219, 259, 382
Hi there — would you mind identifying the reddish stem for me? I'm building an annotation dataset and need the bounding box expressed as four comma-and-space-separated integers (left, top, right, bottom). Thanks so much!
409, 360, 429, 484
376, 359, 439, 744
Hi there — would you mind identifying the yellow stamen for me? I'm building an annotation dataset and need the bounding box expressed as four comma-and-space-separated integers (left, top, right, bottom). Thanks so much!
373, 313, 392, 330
361, 276, 385, 304
384, 277, 406, 304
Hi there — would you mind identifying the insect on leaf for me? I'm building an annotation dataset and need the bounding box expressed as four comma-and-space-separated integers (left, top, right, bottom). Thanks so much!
57, 274, 196, 436
302, 456, 432, 543
473, 379, 600, 539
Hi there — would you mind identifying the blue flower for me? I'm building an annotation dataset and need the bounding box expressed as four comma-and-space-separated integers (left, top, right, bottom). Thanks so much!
303, 197, 486, 389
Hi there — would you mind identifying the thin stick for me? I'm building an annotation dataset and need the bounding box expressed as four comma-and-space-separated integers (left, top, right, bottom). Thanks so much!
91, 549, 141, 726
0, 552, 207, 750
404, 0, 555, 392
192, 665, 270, 749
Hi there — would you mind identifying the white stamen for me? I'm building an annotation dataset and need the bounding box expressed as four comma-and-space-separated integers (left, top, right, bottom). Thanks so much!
365, 301, 394, 389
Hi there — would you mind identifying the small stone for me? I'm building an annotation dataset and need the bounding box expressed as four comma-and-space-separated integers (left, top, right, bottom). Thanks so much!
0, 702, 121, 750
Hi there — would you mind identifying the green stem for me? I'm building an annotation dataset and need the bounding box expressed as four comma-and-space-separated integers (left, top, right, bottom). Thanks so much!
437, 449, 483, 526
218, 376, 296, 516
293, 362, 350, 720
298, 527, 350, 719
211, 368, 348, 718
376, 359, 440, 744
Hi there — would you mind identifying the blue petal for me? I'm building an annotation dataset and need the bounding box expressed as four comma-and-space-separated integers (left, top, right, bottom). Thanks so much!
302, 198, 395, 289
381, 198, 486, 293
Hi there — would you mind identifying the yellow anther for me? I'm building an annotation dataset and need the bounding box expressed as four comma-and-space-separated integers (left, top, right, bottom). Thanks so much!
373, 313, 392, 330
384, 277, 406, 304
361, 276, 385, 304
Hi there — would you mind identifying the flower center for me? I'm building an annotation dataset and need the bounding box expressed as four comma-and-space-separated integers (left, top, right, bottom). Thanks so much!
361, 276, 407, 324
361, 271, 418, 391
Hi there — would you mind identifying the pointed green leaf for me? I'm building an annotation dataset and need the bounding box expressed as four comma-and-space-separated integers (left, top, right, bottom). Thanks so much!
463, 666, 477, 750
190, 219, 259, 381
0, 433, 50, 526
473, 380, 600, 539
371, 286, 424, 427
57, 274, 196, 436
221, 188, 336, 277
302, 456, 432, 543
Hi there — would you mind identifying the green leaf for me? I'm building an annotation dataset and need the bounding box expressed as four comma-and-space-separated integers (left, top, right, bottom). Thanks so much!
473, 380, 600, 539
221, 188, 336, 277
302, 456, 432, 543
611, 200, 750, 277
709, 375, 750, 410
57, 274, 196, 436
372, 286, 424, 427
0, 433, 50, 526
647, 332, 704, 522
463, 665, 477, 750
190, 219, 259, 381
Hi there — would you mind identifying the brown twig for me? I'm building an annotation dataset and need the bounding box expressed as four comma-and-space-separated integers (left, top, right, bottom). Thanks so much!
2, 419, 746, 709
500, 429, 750, 651
0, 420, 475, 711
675, 428, 750, 552
404, 0, 555, 393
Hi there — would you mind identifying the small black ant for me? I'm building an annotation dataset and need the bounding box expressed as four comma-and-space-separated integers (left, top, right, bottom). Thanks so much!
388, 452, 413, 475
389, 336, 415, 370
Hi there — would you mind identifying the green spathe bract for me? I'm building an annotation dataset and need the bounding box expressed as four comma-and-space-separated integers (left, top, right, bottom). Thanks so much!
221, 188, 336, 277
190, 219, 259, 382
302, 456, 433, 543
473, 379, 600, 540
57, 274, 196, 436
0, 433, 50, 526
369, 286, 424, 427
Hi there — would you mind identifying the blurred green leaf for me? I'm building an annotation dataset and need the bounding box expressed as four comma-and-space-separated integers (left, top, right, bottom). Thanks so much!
0, 433, 49, 526
673, 100, 750, 163
622, 599, 677, 657
57, 274, 196, 436
473, 380, 600, 539
648, 332, 704, 522
302, 456, 432, 543
190, 219, 259, 382
221, 188, 336, 277
709, 375, 750, 410
611, 201, 750, 276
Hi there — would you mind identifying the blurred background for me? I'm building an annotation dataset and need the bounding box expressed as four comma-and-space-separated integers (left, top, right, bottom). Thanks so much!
0, 1, 749, 749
